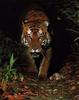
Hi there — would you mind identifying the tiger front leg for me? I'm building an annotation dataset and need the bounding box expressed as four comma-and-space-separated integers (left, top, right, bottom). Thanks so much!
27, 55, 38, 73
38, 48, 52, 80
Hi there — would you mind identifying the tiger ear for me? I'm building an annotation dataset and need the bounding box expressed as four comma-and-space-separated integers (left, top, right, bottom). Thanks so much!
22, 21, 25, 27
22, 20, 28, 27
24, 19, 28, 23
44, 21, 49, 27
22, 19, 28, 25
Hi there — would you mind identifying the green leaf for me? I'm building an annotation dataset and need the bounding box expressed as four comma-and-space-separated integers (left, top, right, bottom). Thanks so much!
10, 53, 16, 67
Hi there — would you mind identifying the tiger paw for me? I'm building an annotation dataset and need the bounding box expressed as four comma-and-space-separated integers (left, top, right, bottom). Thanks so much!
38, 73, 47, 80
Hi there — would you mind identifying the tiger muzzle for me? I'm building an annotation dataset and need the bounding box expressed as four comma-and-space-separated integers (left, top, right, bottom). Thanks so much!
30, 49, 41, 58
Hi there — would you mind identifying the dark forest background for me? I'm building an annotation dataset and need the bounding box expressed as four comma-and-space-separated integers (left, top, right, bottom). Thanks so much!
0, 0, 79, 37
0, 0, 79, 74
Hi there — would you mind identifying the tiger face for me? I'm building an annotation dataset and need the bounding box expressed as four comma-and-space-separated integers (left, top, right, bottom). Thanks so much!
21, 20, 51, 58
21, 9, 52, 80
21, 10, 51, 58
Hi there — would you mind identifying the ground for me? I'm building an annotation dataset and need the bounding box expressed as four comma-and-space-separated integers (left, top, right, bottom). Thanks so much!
0, 65, 79, 100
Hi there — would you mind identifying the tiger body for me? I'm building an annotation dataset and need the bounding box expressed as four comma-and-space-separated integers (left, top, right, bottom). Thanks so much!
21, 8, 52, 79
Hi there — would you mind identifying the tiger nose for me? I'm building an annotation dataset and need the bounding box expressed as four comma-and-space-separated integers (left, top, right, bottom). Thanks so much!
31, 49, 40, 53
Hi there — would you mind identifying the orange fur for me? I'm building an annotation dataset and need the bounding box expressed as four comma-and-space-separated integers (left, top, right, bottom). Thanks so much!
21, 9, 52, 79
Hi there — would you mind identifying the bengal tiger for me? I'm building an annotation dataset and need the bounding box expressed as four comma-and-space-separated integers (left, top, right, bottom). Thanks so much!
21, 8, 53, 80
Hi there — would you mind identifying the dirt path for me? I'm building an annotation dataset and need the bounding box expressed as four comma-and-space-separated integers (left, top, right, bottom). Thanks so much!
0, 72, 79, 100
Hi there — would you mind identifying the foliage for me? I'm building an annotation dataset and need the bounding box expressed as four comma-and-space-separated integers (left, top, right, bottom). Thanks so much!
2, 53, 17, 83
53, 0, 79, 53
0, 34, 25, 91
1, 53, 24, 91
0, 37, 15, 66
53, 0, 79, 30
0, 33, 26, 68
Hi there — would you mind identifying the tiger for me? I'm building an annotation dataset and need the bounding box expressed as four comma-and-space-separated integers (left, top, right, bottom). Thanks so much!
21, 8, 53, 80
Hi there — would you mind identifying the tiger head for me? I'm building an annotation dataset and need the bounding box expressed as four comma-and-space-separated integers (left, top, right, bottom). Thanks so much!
21, 10, 51, 58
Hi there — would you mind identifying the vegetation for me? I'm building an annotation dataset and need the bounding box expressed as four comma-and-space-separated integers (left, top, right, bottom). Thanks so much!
55, 0, 79, 25
0, 0, 79, 99
0, 35, 24, 93
2, 54, 16, 83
